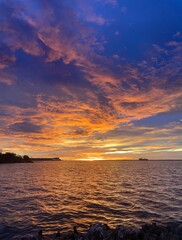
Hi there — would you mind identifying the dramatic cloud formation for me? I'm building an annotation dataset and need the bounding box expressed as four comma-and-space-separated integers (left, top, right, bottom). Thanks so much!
0, 0, 181, 159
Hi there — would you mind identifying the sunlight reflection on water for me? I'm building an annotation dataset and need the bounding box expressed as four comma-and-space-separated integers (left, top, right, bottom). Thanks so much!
0, 160, 182, 239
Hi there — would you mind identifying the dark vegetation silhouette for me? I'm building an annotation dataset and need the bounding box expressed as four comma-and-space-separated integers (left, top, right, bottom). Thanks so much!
0, 152, 33, 164
0, 152, 61, 164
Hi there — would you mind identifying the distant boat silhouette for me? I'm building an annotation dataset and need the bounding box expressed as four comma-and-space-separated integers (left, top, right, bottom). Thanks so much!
138, 158, 149, 161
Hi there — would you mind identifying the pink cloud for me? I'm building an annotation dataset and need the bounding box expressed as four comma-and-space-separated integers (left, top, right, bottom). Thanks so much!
0, 1, 181, 159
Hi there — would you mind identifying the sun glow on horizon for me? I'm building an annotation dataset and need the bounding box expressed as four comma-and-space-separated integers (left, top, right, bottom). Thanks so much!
0, 1, 181, 160
77, 157, 105, 161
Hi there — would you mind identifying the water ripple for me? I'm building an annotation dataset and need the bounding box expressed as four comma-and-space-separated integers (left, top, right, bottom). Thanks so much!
0, 161, 182, 239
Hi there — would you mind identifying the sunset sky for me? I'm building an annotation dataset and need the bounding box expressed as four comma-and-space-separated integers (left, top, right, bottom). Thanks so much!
0, 0, 182, 160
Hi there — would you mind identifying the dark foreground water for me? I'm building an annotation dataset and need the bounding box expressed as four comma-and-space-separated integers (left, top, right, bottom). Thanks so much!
0, 160, 182, 239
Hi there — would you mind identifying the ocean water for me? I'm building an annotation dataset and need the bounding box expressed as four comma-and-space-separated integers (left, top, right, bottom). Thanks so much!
0, 160, 182, 239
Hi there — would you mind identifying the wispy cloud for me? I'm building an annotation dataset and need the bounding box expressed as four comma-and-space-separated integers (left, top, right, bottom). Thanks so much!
0, 0, 181, 159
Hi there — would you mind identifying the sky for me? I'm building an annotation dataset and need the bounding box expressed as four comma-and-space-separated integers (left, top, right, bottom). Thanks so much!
0, 0, 182, 160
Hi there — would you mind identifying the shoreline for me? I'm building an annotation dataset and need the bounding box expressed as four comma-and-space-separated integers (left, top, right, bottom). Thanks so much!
21, 222, 182, 240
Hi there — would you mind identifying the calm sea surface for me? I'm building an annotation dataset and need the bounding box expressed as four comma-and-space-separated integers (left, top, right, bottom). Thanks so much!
0, 160, 182, 239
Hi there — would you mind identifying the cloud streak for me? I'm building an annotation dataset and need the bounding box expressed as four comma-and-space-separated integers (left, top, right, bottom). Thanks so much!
0, 0, 181, 159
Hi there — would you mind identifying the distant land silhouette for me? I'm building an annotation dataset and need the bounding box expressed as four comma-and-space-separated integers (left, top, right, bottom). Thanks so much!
0, 152, 61, 164
0, 152, 33, 164
32, 157, 61, 161
138, 158, 149, 161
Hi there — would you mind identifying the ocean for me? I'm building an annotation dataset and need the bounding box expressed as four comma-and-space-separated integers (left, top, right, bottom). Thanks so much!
0, 160, 182, 239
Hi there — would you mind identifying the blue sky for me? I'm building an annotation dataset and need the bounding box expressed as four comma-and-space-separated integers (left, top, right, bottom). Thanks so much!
0, 0, 182, 160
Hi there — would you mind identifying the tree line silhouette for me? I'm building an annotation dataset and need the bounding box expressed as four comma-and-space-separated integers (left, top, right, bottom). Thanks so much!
0, 152, 32, 164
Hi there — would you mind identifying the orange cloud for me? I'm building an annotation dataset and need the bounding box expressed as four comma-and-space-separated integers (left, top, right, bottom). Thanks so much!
0, 1, 181, 160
